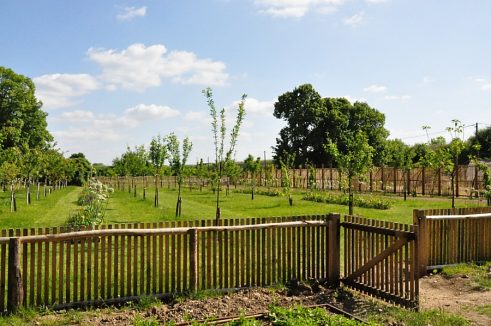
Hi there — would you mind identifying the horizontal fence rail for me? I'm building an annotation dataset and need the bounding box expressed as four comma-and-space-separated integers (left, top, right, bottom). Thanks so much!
342, 216, 418, 309
414, 207, 491, 275
0, 215, 340, 313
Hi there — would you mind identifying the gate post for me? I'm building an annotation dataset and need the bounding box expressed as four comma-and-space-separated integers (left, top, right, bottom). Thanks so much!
8, 237, 23, 313
327, 213, 340, 287
413, 210, 428, 277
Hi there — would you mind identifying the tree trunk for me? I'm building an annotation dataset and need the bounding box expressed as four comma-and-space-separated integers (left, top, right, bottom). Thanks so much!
348, 176, 353, 215
10, 184, 16, 212
450, 174, 455, 208
403, 170, 407, 201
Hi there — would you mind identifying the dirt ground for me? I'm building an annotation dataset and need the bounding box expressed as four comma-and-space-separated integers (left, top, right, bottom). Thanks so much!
35, 275, 491, 325
420, 274, 491, 326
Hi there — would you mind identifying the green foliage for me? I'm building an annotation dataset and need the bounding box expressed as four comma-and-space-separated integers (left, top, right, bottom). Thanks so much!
325, 130, 374, 214
0, 66, 53, 150
442, 261, 491, 290
267, 305, 365, 326
273, 84, 388, 167
203, 87, 246, 221
112, 145, 152, 176
468, 125, 491, 160
167, 133, 193, 217
133, 315, 161, 326
149, 134, 168, 175
67, 179, 113, 227
369, 306, 469, 326
307, 163, 316, 192
303, 192, 392, 210
67, 152, 93, 186
244, 154, 261, 199
234, 188, 281, 197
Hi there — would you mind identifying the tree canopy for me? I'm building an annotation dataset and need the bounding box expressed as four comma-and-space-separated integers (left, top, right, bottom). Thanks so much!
273, 84, 388, 167
0, 66, 53, 150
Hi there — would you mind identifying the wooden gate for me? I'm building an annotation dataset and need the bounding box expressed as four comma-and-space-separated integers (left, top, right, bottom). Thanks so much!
342, 216, 419, 309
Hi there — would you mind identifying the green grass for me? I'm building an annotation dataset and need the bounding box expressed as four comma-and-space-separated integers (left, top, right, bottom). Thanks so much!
473, 304, 491, 317
442, 262, 491, 290
104, 186, 482, 225
0, 185, 484, 228
367, 306, 470, 326
0, 187, 80, 228
266, 305, 367, 325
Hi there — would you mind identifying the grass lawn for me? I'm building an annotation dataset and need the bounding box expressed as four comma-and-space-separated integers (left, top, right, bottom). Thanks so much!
0, 184, 486, 228
0, 186, 80, 229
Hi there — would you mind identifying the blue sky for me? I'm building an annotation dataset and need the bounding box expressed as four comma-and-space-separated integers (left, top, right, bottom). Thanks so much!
1, 0, 491, 164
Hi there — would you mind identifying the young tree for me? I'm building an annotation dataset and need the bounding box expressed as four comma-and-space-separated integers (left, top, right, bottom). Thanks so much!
325, 130, 374, 215
166, 133, 192, 217
244, 154, 261, 200
385, 139, 415, 200
223, 160, 242, 195
149, 134, 168, 176
279, 152, 295, 206
203, 88, 246, 224
435, 120, 465, 208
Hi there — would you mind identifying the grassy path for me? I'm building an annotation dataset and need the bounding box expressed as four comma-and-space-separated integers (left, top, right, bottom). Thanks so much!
0, 186, 81, 228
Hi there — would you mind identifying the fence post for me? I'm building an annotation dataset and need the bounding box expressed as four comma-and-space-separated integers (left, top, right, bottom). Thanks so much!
327, 213, 340, 287
8, 237, 23, 313
413, 210, 428, 277
189, 229, 199, 292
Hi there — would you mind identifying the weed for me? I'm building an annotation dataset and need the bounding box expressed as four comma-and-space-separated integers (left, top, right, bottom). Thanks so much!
267, 305, 365, 325
368, 306, 470, 326
442, 261, 491, 290
136, 295, 161, 310
133, 315, 161, 326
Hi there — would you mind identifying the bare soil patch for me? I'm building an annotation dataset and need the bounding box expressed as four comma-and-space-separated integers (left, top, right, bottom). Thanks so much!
420, 274, 491, 325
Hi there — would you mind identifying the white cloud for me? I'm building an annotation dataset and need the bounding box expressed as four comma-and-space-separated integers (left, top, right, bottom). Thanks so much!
34, 73, 99, 109
231, 98, 275, 116
184, 111, 211, 122
60, 110, 95, 122
471, 77, 491, 90
343, 12, 365, 27
117, 6, 147, 21
124, 104, 180, 121
384, 95, 412, 101
254, 0, 345, 18
52, 128, 121, 141
87, 43, 229, 91
363, 84, 386, 93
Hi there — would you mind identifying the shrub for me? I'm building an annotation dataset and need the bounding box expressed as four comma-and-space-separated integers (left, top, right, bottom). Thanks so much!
303, 192, 391, 210
234, 188, 281, 197
67, 179, 113, 227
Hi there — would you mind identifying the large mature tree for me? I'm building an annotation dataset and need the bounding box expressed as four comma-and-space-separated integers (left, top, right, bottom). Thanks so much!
273, 84, 388, 167
0, 66, 52, 150
112, 145, 150, 176
467, 126, 491, 161
68, 153, 93, 186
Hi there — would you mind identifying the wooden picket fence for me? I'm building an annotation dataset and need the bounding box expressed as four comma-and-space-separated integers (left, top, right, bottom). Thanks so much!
0, 215, 340, 313
100, 163, 487, 198
414, 207, 491, 276
342, 216, 419, 309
